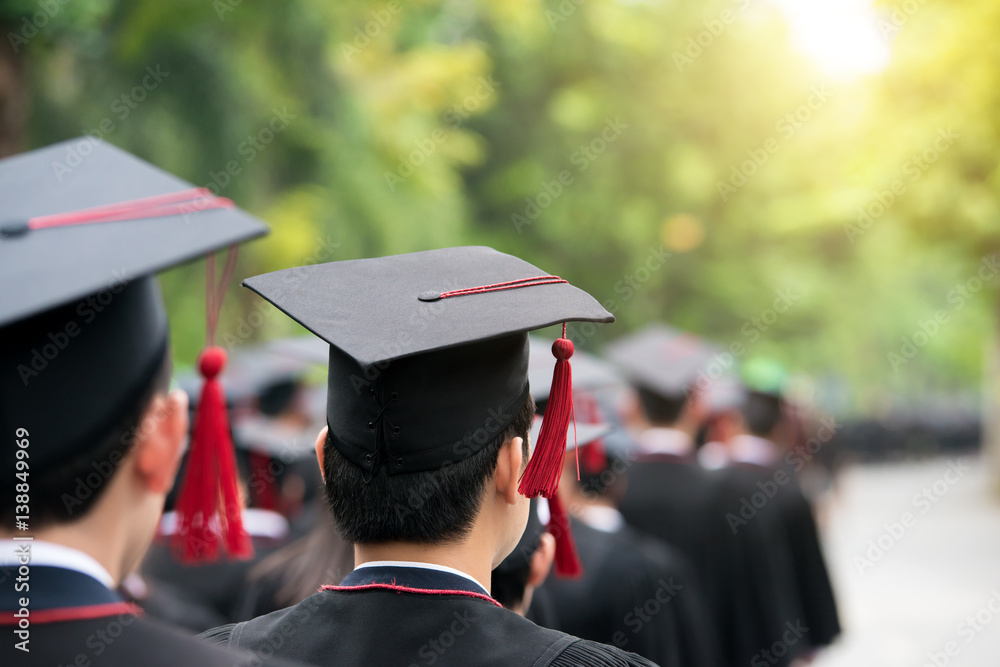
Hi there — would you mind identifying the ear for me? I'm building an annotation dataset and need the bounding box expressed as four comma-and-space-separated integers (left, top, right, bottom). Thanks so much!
528, 532, 555, 588
315, 426, 329, 482
134, 389, 189, 494
495, 436, 524, 506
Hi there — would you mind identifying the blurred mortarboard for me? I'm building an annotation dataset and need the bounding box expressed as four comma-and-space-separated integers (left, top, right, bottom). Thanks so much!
604, 324, 720, 398
242, 246, 613, 477
0, 137, 267, 563
528, 417, 612, 453
703, 376, 748, 413
527, 335, 622, 404
0, 137, 265, 474
176, 341, 316, 406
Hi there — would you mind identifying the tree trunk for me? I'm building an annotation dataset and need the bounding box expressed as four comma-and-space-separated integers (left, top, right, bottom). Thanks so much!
0, 21, 28, 158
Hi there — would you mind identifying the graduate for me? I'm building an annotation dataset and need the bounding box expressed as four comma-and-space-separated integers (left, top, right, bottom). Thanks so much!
607, 325, 805, 667
202, 246, 657, 666
535, 417, 726, 667
0, 138, 302, 666
710, 360, 841, 657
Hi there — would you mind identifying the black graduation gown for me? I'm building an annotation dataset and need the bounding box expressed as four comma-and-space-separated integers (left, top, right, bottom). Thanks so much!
202, 565, 658, 666
141, 530, 288, 628
0, 565, 300, 666
718, 461, 840, 649
534, 517, 725, 667
619, 454, 805, 667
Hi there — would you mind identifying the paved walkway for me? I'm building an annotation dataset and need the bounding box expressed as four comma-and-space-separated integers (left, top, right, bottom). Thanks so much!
814, 455, 1000, 667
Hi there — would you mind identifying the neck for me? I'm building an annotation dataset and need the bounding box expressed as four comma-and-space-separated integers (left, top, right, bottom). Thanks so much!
2, 516, 127, 585
355, 539, 494, 594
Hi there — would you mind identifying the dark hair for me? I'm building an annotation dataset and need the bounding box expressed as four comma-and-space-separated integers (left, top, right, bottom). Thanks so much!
243, 501, 355, 616
0, 351, 171, 529
577, 449, 628, 502
257, 379, 300, 416
743, 391, 783, 437
491, 561, 532, 610
323, 395, 535, 545
637, 386, 688, 425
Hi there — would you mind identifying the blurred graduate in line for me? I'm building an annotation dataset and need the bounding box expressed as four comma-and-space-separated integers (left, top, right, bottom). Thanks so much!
607, 325, 806, 667
522, 337, 725, 667
699, 360, 841, 660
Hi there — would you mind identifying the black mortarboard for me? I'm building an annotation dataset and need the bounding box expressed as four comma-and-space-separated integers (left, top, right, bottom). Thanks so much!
0, 137, 265, 471
242, 246, 613, 478
604, 324, 720, 398
0, 137, 266, 559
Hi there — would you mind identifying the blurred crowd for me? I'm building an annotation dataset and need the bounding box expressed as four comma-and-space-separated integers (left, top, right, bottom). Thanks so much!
134, 325, 842, 667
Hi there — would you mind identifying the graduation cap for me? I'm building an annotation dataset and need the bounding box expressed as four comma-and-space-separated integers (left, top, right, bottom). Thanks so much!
0, 137, 267, 562
604, 324, 721, 398
242, 246, 613, 561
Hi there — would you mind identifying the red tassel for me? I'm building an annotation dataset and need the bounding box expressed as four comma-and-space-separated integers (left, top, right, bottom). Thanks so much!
519, 334, 574, 498
172, 347, 252, 563
547, 494, 583, 579
249, 450, 277, 511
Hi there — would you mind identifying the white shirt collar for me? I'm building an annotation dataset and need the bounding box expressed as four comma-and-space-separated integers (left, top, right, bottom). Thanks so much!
729, 434, 781, 467
697, 440, 731, 470
638, 427, 694, 457
0, 540, 116, 589
354, 560, 489, 595
576, 505, 625, 533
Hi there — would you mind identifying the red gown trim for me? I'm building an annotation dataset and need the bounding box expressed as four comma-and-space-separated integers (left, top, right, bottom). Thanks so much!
0, 601, 142, 626
321, 582, 503, 608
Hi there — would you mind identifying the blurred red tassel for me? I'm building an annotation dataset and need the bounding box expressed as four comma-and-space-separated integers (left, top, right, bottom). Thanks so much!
520, 334, 574, 498
172, 346, 252, 563
547, 494, 582, 579
577, 393, 607, 475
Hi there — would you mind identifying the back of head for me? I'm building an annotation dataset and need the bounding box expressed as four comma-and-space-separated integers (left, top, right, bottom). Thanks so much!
743, 390, 783, 438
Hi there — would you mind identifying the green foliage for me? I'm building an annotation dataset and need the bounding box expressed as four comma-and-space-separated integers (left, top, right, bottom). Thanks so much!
14, 0, 998, 414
